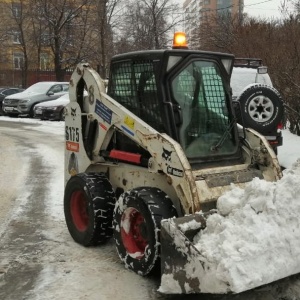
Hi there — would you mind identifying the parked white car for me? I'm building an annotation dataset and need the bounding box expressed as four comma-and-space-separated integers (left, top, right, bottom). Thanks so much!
231, 58, 284, 153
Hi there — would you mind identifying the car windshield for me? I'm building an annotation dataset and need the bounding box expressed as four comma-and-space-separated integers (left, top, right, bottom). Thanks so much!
171, 60, 238, 160
25, 82, 53, 93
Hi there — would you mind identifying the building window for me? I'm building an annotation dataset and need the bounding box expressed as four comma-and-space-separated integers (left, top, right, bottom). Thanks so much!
41, 33, 51, 46
13, 53, 24, 69
12, 3, 21, 18
40, 53, 50, 70
12, 31, 22, 44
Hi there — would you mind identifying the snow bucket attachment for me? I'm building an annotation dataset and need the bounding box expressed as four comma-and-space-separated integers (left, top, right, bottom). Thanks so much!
159, 212, 234, 294
159, 189, 300, 295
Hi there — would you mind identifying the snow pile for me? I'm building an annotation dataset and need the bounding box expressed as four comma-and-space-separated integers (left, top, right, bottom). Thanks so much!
278, 129, 300, 169
159, 160, 300, 294
192, 159, 300, 293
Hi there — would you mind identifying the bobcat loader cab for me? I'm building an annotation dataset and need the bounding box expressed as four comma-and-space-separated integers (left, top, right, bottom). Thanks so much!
64, 32, 282, 294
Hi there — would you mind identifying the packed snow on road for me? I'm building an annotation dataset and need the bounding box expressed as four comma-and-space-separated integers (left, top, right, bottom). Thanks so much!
1, 116, 300, 298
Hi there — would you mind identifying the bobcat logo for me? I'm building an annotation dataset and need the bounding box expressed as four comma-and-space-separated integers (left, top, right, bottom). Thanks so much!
71, 107, 77, 117
162, 147, 172, 162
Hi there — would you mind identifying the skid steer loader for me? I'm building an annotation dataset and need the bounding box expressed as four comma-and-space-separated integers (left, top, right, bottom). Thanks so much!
64, 32, 283, 294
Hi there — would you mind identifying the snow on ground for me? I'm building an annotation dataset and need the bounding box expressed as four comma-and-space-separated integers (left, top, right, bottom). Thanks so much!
5, 118, 65, 219
1, 116, 300, 296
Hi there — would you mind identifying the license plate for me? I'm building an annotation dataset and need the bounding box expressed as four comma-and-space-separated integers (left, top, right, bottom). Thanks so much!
4, 107, 13, 111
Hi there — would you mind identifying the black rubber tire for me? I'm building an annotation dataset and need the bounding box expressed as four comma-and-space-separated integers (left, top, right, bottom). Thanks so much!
237, 84, 284, 134
113, 187, 177, 276
29, 104, 36, 118
59, 108, 65, 121
64, 172, 116, 246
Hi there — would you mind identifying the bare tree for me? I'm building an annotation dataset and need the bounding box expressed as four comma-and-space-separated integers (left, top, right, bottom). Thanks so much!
32, 0, 92, 81
89, 0, 121, 78
115, 0, 181, 52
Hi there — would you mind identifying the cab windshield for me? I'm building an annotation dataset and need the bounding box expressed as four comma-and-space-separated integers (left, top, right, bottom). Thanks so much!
171, 60, 238, 160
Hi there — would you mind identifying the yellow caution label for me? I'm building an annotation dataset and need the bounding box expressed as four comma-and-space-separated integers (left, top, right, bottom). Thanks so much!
124, 116, 135, 129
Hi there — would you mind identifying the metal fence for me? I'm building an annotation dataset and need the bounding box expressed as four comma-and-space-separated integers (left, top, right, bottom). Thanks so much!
0, 69, 73, 88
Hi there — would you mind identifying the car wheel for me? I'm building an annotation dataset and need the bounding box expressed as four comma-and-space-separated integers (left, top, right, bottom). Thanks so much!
59, 108, 65, 121
113, 187, 177, 276
29, 104, 36, 118
237, 84, 284, 134
64, 172, 116, 246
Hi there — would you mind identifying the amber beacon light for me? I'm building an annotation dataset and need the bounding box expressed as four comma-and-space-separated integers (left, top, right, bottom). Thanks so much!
172, 32, 188, 49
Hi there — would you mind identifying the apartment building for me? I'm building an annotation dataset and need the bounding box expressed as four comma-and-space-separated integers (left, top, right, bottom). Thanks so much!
183, 0, 244, 47
0, 0, 105, 87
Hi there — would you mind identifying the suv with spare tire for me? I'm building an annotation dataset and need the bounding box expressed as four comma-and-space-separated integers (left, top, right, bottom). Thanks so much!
231, 58, 284, 153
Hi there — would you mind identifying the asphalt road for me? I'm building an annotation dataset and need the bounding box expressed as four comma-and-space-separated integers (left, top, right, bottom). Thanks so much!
0, 119, 300, 300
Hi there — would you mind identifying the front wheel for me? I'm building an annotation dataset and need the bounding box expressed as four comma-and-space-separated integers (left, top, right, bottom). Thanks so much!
29, 104, 37, 118
113, 188, 177, 276
64, 173, 116, 246
59, 108, 66, 121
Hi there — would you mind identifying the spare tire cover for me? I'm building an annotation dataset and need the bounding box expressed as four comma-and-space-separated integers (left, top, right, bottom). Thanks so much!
236, 84, 284, 134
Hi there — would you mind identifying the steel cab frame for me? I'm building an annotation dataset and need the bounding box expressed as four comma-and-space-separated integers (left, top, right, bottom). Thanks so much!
107, 49, 241, 168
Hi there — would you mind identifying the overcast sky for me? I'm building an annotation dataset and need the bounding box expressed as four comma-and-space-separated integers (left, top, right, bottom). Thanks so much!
176, 0, 295, 20
244, 0, 294, 19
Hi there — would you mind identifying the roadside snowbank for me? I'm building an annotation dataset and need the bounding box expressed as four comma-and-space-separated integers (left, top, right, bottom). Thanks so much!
160, 160, 300, 294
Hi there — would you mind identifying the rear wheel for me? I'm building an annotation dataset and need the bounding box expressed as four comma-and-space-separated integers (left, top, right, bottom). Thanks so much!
64, 172, 116, 246
113, 187, 177, 276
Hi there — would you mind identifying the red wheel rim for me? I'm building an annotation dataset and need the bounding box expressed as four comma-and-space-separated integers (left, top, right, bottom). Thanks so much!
121, 207, 148, 259
70, 190, 89, 232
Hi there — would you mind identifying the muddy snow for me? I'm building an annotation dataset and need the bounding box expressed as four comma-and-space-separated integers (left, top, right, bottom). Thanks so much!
1, 116, 300, 299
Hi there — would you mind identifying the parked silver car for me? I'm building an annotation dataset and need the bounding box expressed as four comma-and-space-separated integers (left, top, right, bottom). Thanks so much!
0, 87, 24, 115
2, 81, 69, 117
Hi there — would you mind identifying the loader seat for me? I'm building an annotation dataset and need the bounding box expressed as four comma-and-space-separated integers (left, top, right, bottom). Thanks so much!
140, 91, 165, 132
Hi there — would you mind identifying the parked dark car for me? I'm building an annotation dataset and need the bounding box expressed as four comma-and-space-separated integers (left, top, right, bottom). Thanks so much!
0, 87, 24, 114
34, 93, 70, 121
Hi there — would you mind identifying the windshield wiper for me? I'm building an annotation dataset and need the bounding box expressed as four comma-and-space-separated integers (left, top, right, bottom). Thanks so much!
211, 118, 236, 152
